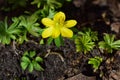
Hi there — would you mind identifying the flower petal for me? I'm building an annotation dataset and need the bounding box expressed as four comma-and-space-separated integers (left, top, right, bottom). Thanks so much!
51, 28, 60, 38
54, 12, 65, 24
42, 27, 53, 38
41, 18, 54, 27
60, 27, 73, 38
64, 20, 77, 28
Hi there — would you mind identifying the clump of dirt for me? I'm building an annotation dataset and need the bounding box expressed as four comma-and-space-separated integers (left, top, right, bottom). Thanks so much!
0, 45, 22, 80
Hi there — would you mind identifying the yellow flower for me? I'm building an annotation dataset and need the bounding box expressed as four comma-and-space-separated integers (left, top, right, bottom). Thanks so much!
41, 11, 77, 38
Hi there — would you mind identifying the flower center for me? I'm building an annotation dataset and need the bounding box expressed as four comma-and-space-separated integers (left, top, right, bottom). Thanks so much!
55, 22, 61, 30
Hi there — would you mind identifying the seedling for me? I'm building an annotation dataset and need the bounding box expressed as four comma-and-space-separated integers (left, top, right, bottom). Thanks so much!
19, 14, 41, 37
75, 30, 95, 54
88, 56, 103, 72
78, 28, 98, 41
16, 14, 41, 44
21, 51, 44, 73
98, 34, 120, 53
75, 35, 95, 54
0, 17, 21, 44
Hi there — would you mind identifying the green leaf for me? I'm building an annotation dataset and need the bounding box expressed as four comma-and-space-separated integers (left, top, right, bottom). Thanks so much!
23, 51, 29, 56
28, 63, 34, 72
4, 17, 8, 30
0, 17, 21, 45
54, 36, 61, 47
40, 39, 44, 44
47, 37, 53, 45
66, 0, 72, 2
88, 57, 103, 71
88, 59, 98, 69
21, 56, 31, 63
17, 32, 28, 44
47, 9, 56, 18
37, 2, 41, 8
29, 51, 36, 58
98, 34, 120, 53
17, 15, 41, 41
10, 35, 16, 40
98, 41, 106, 49
38, 29, 44, 35
95, 57, 103, 62
35, 56, 43, 62
8, 29, 21, 34
33, 61, 44, 71
9, 18, 19, 30
21, 62, 29, 70
31, 0, 41, 8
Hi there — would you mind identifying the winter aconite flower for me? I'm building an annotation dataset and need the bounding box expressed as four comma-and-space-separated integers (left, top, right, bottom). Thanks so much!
41, 11, 77, 38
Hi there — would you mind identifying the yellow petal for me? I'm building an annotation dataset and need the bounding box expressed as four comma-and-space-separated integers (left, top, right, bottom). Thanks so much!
41, 18, 54, 27
60, 27, 73, 38
51, 28, 60, 38
64, 20, 77, 28
42, 27, 53, 38
54, 12, 65, 24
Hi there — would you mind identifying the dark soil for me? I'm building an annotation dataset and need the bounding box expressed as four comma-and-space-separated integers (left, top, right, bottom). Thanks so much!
0, 0, 120, 80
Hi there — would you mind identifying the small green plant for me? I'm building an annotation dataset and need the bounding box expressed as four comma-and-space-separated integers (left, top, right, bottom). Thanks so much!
19, 14, 41, 37
88, 56, 103, 72
15, 14, 41, 44
75, 35, 95, 54
36, 8, 57, 21
31, 0, 62, 9
98, 34, 120, 53
21, 51, 44, 73
75, 29, 96, 54
78, 28, 98, 41
0, 17, 21, 44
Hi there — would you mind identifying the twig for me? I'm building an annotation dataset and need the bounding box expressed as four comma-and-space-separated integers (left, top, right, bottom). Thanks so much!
45, 49, 64, 62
